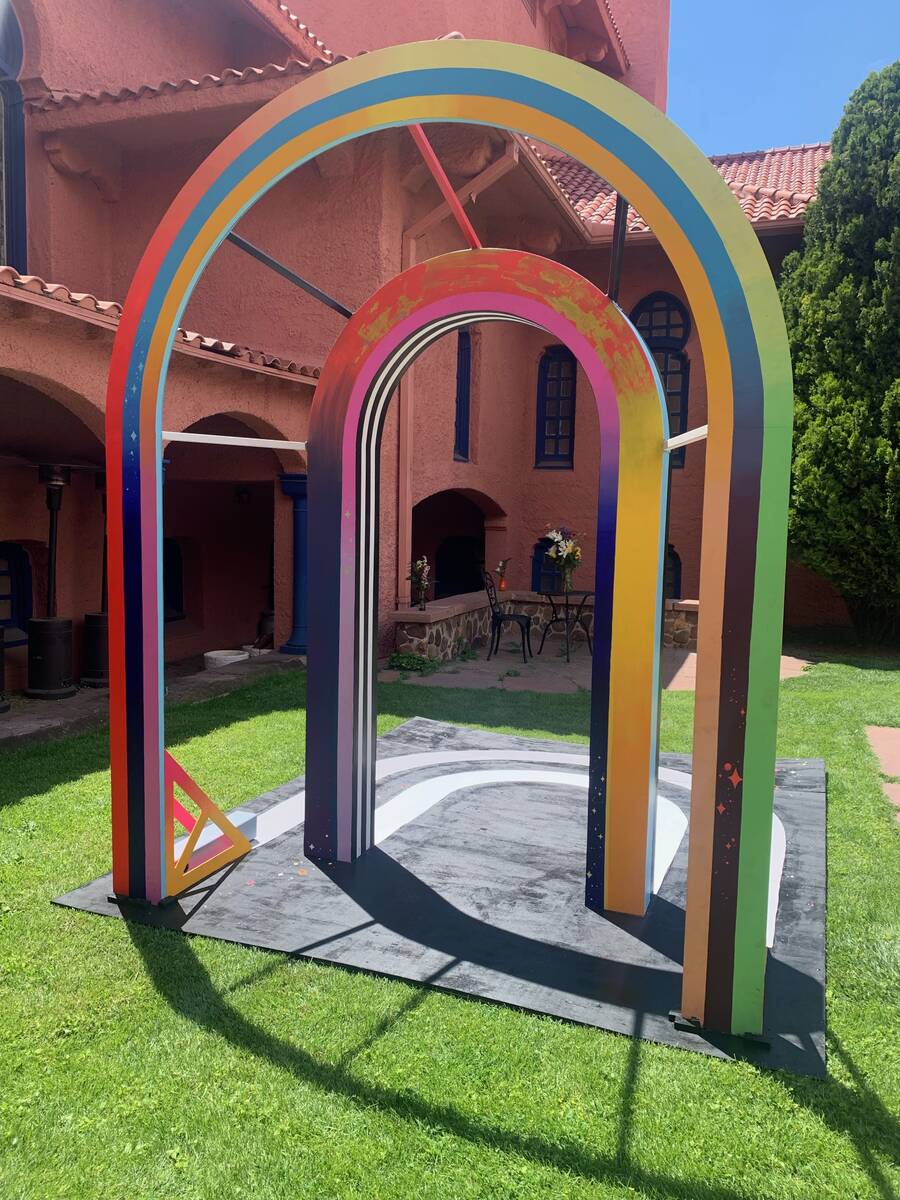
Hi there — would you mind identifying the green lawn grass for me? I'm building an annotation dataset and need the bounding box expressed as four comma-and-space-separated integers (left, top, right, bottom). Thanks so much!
1, 659, 898, 1199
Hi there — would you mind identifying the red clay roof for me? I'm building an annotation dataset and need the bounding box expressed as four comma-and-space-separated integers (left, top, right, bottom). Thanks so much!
601, 2, 630, 70
0, 265, 320, 380
531, 142, 831, 233
269, 2, 336, 60
28, 56, 339, 113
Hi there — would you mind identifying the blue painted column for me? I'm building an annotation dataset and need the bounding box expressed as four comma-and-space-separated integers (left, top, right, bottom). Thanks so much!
279, 473, 308, 654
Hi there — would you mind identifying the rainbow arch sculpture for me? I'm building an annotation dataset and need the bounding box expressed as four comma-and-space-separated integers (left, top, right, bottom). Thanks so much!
104, 39, 793, 1037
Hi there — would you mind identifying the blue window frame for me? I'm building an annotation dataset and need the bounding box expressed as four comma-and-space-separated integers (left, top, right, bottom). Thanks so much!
531, 537, 562, 592
453, 329, 471, 461
0, 6, 26, 271
630, 293, 691, 467
651, 347, 690, 467
0, 542, 32, 647
535, 345, 576, 468
664, 543, 682, 600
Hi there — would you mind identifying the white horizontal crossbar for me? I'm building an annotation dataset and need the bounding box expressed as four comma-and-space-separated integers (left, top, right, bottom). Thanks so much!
162, 431, 307, 452
665, 424, 708, 451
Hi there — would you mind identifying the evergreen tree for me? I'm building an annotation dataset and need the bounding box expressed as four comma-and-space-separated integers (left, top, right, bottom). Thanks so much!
779, 61, 900, 639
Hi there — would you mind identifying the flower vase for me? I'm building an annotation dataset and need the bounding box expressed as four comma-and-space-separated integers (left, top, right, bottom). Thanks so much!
498, 576, 507, 592
418, 590, 427, 612
561, 566, 573, 593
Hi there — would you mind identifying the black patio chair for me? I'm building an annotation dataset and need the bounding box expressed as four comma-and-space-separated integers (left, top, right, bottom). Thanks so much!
482, 570, 532, 664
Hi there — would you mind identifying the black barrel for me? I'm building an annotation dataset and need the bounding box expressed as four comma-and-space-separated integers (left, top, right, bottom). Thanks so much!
25, 617, 76, 699
80, 611, 109, 687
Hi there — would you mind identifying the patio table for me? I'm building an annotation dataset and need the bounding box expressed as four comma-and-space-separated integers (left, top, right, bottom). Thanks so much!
538, 590, 594, 664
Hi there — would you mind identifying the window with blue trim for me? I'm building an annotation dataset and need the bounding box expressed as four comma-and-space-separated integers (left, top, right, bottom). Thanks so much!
531, 537, 562, 592
664, 543, 682, 600
0, 542, 32, 647
453, 329, 471, 461
0, 5, 26, 271
535, 345, 576, 468
630, 293, 691, 467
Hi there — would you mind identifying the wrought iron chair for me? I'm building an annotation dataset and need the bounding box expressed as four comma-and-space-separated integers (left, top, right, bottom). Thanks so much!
482, 570, 533, 664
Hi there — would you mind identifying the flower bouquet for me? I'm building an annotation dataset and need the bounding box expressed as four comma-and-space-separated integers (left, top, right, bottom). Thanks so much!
495, 557, 511, 591
546, 528, 582, 592
408, 555, 430, 610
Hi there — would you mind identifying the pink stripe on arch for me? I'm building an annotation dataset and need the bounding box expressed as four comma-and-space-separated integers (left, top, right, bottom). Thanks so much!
334, 290, 623, 850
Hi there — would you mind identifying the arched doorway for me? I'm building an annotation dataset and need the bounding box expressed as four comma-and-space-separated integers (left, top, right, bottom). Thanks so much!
162, 415, 282, 662
0, 373, 104, 688
411, 489, 506, 599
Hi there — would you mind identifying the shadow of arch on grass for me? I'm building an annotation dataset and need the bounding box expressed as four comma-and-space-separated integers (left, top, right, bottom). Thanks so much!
126, 920, 899, 1200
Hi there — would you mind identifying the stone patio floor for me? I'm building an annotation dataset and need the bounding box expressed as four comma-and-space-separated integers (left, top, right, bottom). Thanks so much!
865, 725, 900, 821
0, 651, 306, 750
379, 639, 811, 694
0, 639, 814, 751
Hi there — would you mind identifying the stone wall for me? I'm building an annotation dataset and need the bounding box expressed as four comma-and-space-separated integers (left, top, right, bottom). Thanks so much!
394, 592, 700, 662
393, 590, 597, 662
662, 600, 698, 649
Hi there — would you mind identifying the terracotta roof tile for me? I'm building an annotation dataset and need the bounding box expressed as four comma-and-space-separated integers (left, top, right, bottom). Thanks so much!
0, 265, 319, 379
530, 141, 831, 233
27, 55, 341, 114
601, 1, 630, 69
270, 2, 336, 60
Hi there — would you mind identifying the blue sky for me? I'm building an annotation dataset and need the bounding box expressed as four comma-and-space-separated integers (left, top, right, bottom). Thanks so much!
667, 1, 900, 154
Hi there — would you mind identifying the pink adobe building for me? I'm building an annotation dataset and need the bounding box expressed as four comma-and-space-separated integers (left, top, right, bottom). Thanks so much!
0, 0, 849, 693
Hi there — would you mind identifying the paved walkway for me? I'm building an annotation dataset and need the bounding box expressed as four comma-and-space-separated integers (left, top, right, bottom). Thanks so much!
865, 725, 900, 821
0, 652, 305, 750
1, 640, 814, 750
379, 641, 811, 693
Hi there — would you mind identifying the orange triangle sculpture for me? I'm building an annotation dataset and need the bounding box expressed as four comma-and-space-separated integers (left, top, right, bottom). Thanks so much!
164, 751, 253, 896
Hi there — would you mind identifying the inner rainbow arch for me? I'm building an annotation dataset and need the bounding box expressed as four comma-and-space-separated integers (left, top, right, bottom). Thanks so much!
104, 39, 793, 1036
303, 249, 668, 924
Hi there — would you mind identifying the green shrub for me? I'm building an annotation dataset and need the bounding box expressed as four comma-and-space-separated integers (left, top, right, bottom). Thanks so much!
779, 62, 900, 639
387, 651, 439, 675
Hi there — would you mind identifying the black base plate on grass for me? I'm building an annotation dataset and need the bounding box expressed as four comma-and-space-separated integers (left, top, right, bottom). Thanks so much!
55, 718, 826, 1076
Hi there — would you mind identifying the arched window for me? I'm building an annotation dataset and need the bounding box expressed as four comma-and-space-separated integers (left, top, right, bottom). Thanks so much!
535, 344, 576, 468
664, 543, 682, 600
0, 542, 32, 646
630, 292, 691, 467
0, 7, 26, 270
531, 537, 562, 592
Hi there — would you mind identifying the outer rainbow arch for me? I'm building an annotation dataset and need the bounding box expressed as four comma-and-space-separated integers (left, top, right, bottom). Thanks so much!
105, 39, 793, 1037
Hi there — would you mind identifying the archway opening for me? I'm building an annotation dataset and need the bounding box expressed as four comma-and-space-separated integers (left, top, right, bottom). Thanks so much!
162, 415, 281, 663
411, 489, 509, 600
0, 374, 104, 689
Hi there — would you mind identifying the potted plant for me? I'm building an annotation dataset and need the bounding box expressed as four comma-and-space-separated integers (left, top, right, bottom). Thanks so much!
546, 528, 583, 592
407, 555, 430, 611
